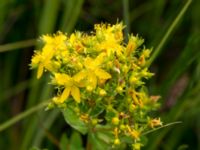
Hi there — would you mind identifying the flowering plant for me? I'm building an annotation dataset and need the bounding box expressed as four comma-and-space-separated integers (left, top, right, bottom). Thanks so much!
31, 22, 162, 149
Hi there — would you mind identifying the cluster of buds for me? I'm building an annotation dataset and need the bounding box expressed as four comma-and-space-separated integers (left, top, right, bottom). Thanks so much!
31, 22, 162, 149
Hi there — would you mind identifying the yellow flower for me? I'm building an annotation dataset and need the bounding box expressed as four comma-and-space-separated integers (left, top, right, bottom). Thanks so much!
42, 32, 67, 50
31, 32, 67, 79
69, 32, 85, 53
126, 36, 137, 56
83, 53, 111, 89
53, 72, 86, 103
112, 117, 120, 125
96, 41, 123, 56
95, 23, 124, 56
126, 126, 140, 139
148, 118, 162, 128
31, 50, 54, 79
80, 113, 89, 123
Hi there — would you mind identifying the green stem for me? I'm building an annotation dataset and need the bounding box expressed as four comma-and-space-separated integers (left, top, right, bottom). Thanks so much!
123, 0, 130, 41
146, 0, 192, 67
142, 121, 182, 136
0, 101, 48, 132
0, 39, 36, 53
61, 0, 84, 33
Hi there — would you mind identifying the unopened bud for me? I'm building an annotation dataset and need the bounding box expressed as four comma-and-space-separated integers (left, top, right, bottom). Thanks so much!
112, 117, 120, 125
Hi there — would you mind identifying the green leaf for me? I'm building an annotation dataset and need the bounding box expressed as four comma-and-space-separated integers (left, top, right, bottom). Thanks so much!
70, 131, 84, 150
90, 104, 104, 117
59, 134, 69, 150
89, 132, 109, 150
62, 107, 88, 134
29, 147, 48, 150
88, 125, 115, 150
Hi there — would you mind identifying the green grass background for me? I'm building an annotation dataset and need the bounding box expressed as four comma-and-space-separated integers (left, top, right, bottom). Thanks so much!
0, 0, 199, 149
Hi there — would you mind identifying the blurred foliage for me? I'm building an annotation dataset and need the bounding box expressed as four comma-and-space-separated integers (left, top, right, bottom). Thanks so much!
0, 0, 199, 150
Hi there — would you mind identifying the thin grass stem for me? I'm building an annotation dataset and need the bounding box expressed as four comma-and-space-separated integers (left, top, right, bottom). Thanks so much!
0, 39, 36, 53
146, 0, 192, 67
123, 0, 130, 41
142, 121, 182, 136
0, 101, 48, 132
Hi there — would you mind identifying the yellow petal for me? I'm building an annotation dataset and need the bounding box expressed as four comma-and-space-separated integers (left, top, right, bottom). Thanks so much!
73, 71, 87, 87
95, 69, 111, 79
84, 57, 94, 69
73, 70, 86, 82
37, 64, 44, 79
94, 53, 106, 66
42, 35, 53, 44
88, 73, 97, 89
71, 86, 81, 103
52, 96, 62, 104
42, 45, 54, 59
60, 87, 71, 103
31, 52, 41, 66
54, 73, 71, 85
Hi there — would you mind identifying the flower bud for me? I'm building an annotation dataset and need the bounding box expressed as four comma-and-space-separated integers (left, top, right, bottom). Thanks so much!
86, 86, 93, 92
112, 117, 120, 125
120, 124, 126, 130
91, 119, 98, 125
129, 104, 136, 112
99, 89, 107, 96
114, 138, 120, 145
116, 86, 123, 93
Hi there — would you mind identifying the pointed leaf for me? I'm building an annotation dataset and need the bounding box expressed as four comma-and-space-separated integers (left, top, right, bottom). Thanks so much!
70, 131, 84, 150
60, 134, 69, 150
89, 132, 109, 150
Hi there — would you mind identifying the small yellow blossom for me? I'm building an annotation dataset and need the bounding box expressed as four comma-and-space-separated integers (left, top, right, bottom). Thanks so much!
148, 118, 162, 128
126, 126, 140, 139
126, 36, 137, 56
132, 143, 142, 150
80, 113, 89, 123
114, 138, 120, 145
53, 72, 86, 103
99, 89, 107, 96
112, 117, 120, 125
83, 53, 111, 89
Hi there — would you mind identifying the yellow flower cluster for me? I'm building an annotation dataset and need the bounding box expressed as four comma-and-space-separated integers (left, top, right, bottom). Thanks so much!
31, 22, 162, 149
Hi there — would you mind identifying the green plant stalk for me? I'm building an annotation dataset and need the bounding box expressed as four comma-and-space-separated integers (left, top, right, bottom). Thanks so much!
38, 0, 60, 34
60, 0, 74, 31
130, 2, 153, 22
142, 121, 182, 136
122, 0, 130, 41
21, 1, 61, 149
32, 110, 60, 146
0, 39, 36, 53
0, 102, 48, 132
146, 0, 192, 67
1, 80, 29, 102
61, 0, 84, 33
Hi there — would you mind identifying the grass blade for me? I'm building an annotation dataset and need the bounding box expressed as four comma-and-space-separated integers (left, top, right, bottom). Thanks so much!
146, 0, 192, 67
